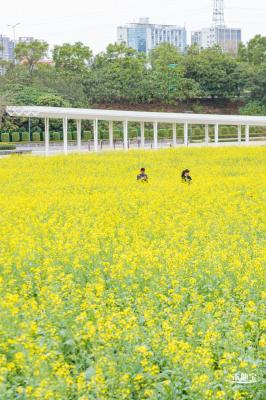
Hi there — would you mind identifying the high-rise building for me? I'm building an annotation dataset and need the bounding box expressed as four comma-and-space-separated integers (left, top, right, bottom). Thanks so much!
191, 1, 241, 55
0, 34, 15, 62
18, 37, 35, 44
117, 18, 187, 54
0, 34, 15, 74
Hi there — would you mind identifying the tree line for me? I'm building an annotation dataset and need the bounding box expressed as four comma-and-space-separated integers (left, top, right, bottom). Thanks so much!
0, 35, 265, 132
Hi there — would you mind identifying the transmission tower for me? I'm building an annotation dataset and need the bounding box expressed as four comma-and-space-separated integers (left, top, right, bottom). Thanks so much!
212, 0, 225, 27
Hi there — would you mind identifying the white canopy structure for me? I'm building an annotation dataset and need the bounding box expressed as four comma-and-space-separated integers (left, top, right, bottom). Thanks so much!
6, 105, 266, 155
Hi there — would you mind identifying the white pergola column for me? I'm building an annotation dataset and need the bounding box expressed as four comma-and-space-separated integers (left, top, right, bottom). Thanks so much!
140, 121, 145, 148
153, 121, 158, 149
123, 120, 128, 150
184, 122, 188, 146
205, 124, 209, 145
245, 125, 250, 144
214, 123, 219, 145
172, 123, 177, 146
63, 117, 68, 154
109, 121, 113, 148
44, 117, 49, 156
93, 119, 98, 152
238, 125, 242, 144
77, 120, 81, 152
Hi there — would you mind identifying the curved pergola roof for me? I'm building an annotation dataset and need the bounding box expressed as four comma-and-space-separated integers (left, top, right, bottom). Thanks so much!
6, 106, 266, 126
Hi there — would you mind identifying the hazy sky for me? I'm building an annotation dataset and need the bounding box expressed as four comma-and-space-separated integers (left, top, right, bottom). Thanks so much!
0, 0, 265, 53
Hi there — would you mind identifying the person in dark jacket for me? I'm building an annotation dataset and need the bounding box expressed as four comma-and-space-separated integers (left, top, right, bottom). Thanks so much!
181, 169, 192, 183
137, 168, 148, 182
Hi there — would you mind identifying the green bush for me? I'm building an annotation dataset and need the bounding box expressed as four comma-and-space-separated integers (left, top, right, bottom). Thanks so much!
193, 127, 202, 138
21, 132, 30, 142
11, 132, 20, 142
191, 103, 204, 113
67, 132, 73, 140
99, 128, 107, 140
32, 132, 41, 142
72, 132, 77, 140
32, 126, 42, 133
0, 143, 16, 150
240, 101, 266, 116
159, 128, 171, 138
177, 127, 184, 138
83, 131, 92, 140
51, 132, 60, 141
1, 133, 10, 142
113, 130, 122, 139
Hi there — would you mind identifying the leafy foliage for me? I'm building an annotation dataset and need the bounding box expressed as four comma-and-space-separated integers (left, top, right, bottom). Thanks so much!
0, 35, 264, 126
15, 40, 49, 76
53, 42, 92, 73
238, 35, 266, 65
240, 101, 266, 116
184, 46, 244, 99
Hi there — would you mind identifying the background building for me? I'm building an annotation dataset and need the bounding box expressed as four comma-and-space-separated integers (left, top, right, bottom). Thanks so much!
0, 34, 15, 75
191, 0, 241, 54
117, 18, 187, 54
19, 37, 34, 44
0, 34, 15, 62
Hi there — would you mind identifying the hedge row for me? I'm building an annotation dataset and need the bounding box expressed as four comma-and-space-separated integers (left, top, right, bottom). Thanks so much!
1, 132, 31, 142
1, 126, 265, 142
0, 143, 16, 150
0, 131, 91, 142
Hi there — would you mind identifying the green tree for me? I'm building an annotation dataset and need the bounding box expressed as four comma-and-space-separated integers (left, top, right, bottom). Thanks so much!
238, 35, 266, 65
33, 65, 87, 107
85, 43, 148, 104
15, 40, 49, 77
148, 43, 201, 103
246, 63, 266, 105
237, 42, 248, 62
147, 67, 201, 104
149, 43, 183, 71
184, 46, 245, 99
53, 42, 92, 73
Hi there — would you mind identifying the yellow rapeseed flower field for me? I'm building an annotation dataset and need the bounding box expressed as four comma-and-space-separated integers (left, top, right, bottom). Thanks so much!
0, 147, 265, 400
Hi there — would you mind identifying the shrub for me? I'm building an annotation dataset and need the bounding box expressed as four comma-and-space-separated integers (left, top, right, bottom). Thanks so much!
114, 131, 123, 140
83, 131, 92, 140
0, 144, 16, 150
177, 127, 184, 138
1, 132, 10, 142
51, 132, 61, 141
72, 132, 77, 140
225, 127, 237, 137
193, 127, 202, 139
159, 128, 171, 139
32, 126, 42, 133
191, 103, 204, 113
240, 101, 266, 116
209, 126, 215, 135
220, 126, 227, 135
21, 132, 30, 142
32, 132, 41, 142
129, 128, 139, 138
11, 132, 20, 142
67, 132, 73, 141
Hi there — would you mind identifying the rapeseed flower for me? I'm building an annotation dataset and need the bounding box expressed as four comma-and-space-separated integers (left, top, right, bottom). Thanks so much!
0, 147, 265, 399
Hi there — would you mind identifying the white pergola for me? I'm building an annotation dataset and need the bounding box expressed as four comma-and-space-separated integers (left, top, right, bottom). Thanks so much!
6, 106, 266, 155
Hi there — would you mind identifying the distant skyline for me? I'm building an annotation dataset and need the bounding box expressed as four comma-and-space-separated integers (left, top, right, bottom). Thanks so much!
1, 0, 265, 53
